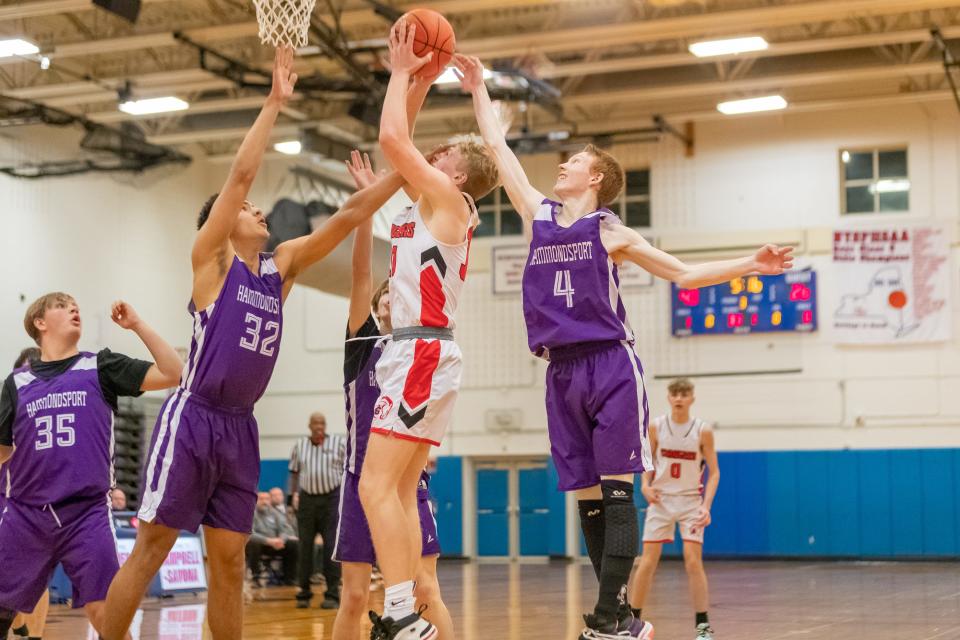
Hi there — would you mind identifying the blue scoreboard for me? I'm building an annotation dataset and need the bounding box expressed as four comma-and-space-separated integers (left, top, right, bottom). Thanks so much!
671, 270, 818, 337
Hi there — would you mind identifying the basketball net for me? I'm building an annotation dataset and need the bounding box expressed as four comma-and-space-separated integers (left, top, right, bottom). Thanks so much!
252, 0, 317, 48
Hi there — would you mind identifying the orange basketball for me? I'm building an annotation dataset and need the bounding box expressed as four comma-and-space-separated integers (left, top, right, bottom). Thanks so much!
400, 8, 456, 78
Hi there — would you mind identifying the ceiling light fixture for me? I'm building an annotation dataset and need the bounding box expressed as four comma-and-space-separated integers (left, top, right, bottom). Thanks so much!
274, 140, 302, 155
0, 38, 39, 58
118, 96, 189, 115
717, 95, 787, 115
690, 36, 768, 58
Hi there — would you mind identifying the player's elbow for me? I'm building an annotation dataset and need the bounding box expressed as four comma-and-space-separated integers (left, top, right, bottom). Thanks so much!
674, 269, 698, 289
378, 129, 406, 154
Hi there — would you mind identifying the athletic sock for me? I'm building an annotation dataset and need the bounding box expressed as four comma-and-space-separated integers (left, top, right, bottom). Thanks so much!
594, 479, 639, 622
0, 610, 14, 637
696, 611, 709, 626
383, 580, 416, 621
577, 500, 605, 581
11, 624, 29, 637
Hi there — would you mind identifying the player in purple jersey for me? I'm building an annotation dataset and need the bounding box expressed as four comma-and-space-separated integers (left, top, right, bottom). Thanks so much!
4, 346, 50, 640
456, 55, 793, 640
331, 152, 453, 640
0, 293, 182, 639
101, 47, 407, 640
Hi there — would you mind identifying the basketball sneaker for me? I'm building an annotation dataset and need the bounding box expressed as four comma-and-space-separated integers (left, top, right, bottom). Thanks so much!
379, 612, 437, 640
579, 613, 654, 639
695, 622, 715, 639
368, 611, 390, 640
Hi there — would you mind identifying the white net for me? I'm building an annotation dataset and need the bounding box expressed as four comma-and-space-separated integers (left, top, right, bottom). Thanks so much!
252, 0, 318, 48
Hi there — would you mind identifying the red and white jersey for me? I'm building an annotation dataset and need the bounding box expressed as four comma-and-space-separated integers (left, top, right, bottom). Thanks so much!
651, 415, 706, 496
388, 195, 479, 330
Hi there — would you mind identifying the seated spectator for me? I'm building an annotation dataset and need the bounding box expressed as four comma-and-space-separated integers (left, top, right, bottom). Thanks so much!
246, 492, 299, 586
270, 486, 298, 530
110, 487, 138, 529
111, 487, 127, 511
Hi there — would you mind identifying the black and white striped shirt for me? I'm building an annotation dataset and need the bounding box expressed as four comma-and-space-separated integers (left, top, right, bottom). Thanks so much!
289, 435, 347, 495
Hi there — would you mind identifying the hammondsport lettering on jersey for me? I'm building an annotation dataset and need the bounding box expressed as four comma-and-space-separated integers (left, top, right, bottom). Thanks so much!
182, 253, 284, 408
9, 353, 114, 506
522, 199, 634, 356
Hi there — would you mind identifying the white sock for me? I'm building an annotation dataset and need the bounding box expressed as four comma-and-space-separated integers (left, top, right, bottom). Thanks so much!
384, 580, 416, 620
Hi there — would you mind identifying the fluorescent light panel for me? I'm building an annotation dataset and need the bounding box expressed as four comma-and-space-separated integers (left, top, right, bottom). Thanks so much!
274, 140, 302, 155
690, 36, 768, 58
717, 95, 787, 115
0, 38, 39, 58
119, 96, 188, 115
434, 67, 494, 86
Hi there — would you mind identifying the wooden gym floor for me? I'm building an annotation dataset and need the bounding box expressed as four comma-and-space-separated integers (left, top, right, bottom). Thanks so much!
40, 559, 960, 639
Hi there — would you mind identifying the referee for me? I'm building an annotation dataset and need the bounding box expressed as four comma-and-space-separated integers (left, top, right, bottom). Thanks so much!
289, 411, 346, 609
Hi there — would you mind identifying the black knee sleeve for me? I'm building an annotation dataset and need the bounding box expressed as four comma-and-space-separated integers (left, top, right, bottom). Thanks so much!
578, 500, 605, 580
601, 480, 638, 558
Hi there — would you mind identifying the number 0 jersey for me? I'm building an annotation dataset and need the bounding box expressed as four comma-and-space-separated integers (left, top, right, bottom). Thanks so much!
8, 353, 114, 506
183, 254, 284, 409
651, 415, 706, 497
522, 199, 634, 357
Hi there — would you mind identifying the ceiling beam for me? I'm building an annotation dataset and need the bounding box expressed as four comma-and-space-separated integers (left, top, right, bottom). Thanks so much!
459, 0, 960, 58
153, 89, 955, 149
0, 0, 172, 22
414, 60, 945, 123
536, 25, 960, 79
87, 94, 274, 123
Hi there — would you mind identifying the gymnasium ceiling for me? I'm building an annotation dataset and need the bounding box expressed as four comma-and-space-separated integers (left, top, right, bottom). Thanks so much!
1, 0, 960, 163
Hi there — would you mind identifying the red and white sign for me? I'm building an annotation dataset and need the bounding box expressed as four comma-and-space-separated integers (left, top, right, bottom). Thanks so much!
832, 224, 951, 344
158, 537, 207, 591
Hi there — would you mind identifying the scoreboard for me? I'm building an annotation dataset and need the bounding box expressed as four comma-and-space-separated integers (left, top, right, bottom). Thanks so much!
671, 270, 818, 337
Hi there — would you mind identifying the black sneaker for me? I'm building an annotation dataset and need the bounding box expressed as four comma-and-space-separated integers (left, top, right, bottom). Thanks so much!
320, 596, 340, 610
379, 612, 438, 639
580, 612, 654, 639
369, 611, 390, 640
12, 624, 29, 638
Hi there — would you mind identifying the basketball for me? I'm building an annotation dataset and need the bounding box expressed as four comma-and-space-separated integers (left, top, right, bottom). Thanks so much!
400, 8, 456, 78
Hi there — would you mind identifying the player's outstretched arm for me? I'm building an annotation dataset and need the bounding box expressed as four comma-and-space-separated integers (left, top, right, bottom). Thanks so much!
345, 151, 378, 336
603, 224, 794, 289
379, 21, 468, 232
698, 425, 720, 527
455, 54, 544, 229
273, 170, 407, 289
191, 46, 297, 270
398, 72, 439, 202
110, 301, 184, 391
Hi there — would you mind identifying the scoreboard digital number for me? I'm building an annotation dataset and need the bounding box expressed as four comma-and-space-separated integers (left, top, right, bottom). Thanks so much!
671, 270, 818, 337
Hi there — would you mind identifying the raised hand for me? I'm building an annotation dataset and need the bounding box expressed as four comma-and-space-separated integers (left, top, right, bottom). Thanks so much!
389, 20, 432, 76
345, 150, 377, 190
453, 54, 485, 93
270, 45, 298, 105
752, 244, 794, 275
110, 300, 141, 330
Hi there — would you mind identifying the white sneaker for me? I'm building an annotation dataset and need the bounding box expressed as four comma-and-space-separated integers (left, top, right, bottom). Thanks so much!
695, 622, 715, 639
381, 612, 437, 640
